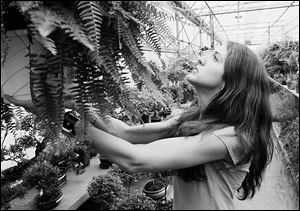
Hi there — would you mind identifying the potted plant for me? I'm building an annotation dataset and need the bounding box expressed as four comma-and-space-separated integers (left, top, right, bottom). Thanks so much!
143, 170, 173, 200
98, 154, 113, 169
111, 193, 156, 210
1, 182, 27, 209
87, 174, 125, 210
22, 161, 63, 210
107, 165, 146, 192
49, 152, 73, 188
155, 198, 173, 210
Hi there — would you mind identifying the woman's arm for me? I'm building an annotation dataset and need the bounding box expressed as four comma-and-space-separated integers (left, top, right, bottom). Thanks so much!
92, 114, 181, 144
4, 95, 181, 145
81, 123, 231, 173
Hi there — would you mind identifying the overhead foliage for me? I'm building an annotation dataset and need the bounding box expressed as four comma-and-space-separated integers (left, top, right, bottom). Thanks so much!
1, 1, 175, 139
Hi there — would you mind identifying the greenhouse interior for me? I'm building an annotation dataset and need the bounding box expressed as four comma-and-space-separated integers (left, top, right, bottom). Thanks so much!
1, 1, 299, 210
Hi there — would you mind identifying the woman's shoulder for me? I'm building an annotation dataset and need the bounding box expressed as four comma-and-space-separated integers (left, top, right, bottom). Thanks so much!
211, 126, 236, 137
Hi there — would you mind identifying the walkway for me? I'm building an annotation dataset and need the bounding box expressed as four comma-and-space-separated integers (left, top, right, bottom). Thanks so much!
234, 130, 299, 210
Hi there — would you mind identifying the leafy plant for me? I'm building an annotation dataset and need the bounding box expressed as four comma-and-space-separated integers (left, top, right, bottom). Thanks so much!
1, 1, 175, 140
273, 93, 299, 122
87, 174, 126, 210
107, 164, 149, 192
22, 161, 61, 202
260, 41, 299, 77
111, 193, 156, 210
1, 183, 27, 209
279, 117, 299, 194
155, 198, 173, 210
145, 170, 173, 192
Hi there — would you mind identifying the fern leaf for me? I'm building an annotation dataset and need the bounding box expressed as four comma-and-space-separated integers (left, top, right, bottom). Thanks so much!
77, 1, 103, 54
1, 98, 16, 136
28, 6, 94, 51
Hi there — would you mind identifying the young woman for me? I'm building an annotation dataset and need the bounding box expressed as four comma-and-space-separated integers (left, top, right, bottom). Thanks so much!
5, 41, 274, 210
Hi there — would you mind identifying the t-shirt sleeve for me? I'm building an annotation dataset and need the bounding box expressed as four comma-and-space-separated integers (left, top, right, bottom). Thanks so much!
210, 127, 241, 166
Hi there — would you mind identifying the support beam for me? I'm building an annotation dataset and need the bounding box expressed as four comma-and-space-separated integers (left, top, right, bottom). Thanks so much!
195, 4, 299, 17
210, 12, 214, 49
172, 1, 222, 44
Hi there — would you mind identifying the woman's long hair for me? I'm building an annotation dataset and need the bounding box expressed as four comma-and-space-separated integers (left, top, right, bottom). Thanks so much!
170, 41, 274, 200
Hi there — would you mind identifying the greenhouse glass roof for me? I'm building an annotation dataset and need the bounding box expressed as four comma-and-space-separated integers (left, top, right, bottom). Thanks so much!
150, 1, 299, 53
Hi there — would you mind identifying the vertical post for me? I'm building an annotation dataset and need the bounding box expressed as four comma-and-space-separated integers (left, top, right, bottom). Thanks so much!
268, 25, 271, 45
210, 12, 214, 49
175, 13, 180, 56
281, 25, 284, 41
199, 28, 202, 47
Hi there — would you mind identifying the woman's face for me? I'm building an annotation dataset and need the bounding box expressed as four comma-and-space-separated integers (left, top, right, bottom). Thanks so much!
187, 43, 228, 91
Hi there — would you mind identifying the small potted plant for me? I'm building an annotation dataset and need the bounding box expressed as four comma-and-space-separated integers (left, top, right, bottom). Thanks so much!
107, 165, 145, 192
87, 174, 125, 210
111, 193, 156, 210
22, 161, 63, 210
1, 182, 27, 209
155, 198, 173, 210
74, 145, 90, 167
49, 152, 73, 188
98, 154, 113, 169
143, 170, 173, 200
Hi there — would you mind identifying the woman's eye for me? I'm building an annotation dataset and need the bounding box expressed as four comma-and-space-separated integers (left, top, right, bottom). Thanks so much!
213, 53, 218, 61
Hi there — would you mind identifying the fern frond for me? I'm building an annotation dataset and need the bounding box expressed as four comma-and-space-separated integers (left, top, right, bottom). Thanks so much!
13, 1, 43, 13
27, 6, 94, 51
145, 25, 161, 58
1, 98, 16, 135
119, 17, 153, 75
27, 26, 57, 55
77, 1, 103, 54
30, 31, 66, 137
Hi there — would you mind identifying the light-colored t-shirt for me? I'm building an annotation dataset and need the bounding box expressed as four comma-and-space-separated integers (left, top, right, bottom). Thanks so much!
173, 126, 252, 210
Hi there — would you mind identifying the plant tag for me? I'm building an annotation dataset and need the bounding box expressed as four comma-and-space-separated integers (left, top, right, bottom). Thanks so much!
39, 189, 43, 196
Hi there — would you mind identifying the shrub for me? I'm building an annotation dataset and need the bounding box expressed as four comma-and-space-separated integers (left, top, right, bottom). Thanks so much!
273, 93, 299, 122
87, 174, 126, 210
111, 193, 156, 210
279, 117, 299, 193
22, 161, 61, 202
1, 183, 27, 209
107, 165, 148, 187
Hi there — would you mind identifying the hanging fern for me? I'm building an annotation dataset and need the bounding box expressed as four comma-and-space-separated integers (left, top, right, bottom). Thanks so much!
2, 1, 175, 140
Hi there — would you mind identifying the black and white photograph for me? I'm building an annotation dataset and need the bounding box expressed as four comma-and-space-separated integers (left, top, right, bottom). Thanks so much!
1, 1, 299, 210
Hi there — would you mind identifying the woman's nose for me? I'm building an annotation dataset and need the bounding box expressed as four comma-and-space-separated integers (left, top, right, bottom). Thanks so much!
198, 57, 206, 66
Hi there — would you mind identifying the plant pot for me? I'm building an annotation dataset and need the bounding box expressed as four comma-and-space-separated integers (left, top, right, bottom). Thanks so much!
34, 190, 63, 210
56, 167, 68, 189
143, 179, 167, 200
99, 158, 112, 169
75, 149, 91, 167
